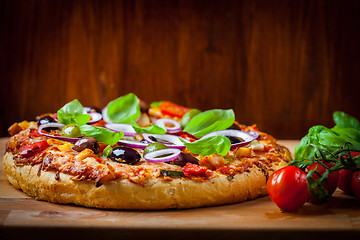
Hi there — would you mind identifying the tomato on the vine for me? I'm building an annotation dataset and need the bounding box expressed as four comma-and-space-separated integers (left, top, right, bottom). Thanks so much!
267, 166, 309, 211
337, 152, 359, 195
159, 101, 191, 118
351, 171, 360, 199
307, 162, 339, 203
338, 169, 353, 194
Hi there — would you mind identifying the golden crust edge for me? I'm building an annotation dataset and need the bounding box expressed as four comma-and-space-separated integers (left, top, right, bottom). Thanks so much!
3, 152, 288, 210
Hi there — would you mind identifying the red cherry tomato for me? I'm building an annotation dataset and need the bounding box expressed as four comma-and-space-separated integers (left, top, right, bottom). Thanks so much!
20, 140, 49, 158
351, 171, 360, 199
267, 166, 309, 211
183, 163, 207, 178
337, 152, 359, 195
338, 169, 353, 194
307, 162, 339, 203
159, 101, 191, 118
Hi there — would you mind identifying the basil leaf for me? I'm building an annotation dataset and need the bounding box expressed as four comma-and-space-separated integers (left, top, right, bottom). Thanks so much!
79, 125, 124, 145
333, 111, 360, 130
57, 99, 90, 125
183, 109, 235, 138
106, 93, 140, 123
181, 135, 231, 156
331, 125, 360, 142
131, 122, 167, 134
150, 101, 163, 108
180, 109, 202, 129
294, 125, 360, 160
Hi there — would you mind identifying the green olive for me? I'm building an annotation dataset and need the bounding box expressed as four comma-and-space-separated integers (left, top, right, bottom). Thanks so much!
143, 142, 169, 157
61, 124, 83, 138
180, 108, 202, 128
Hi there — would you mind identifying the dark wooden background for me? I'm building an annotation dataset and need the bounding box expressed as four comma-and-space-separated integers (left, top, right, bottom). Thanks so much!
1, 0, 359, 139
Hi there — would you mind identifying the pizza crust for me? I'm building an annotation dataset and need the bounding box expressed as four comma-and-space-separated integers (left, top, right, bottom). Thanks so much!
3, 152, 287, 210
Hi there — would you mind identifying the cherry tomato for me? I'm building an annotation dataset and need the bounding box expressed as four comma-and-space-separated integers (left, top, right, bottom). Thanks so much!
351, 171, 360, 199
307, 162, 339, 203
338, 169, 353, 194
183, 163, 207, 178
20, 140, 49, 158
267, 166, 309, 211
159, 101, 191, 118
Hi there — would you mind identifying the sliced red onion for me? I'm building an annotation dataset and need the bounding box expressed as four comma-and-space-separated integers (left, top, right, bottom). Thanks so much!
201, 129, 259, 149
117, 139, 149, 149
142, 133, 188, 149
102, 107, 113, 123
155, 118, 182, 133
52, 113, 60, 122
87, 112, 102, 124
37, 122, 80, 143
105, 123, 137, 137
144, 148, 181, 163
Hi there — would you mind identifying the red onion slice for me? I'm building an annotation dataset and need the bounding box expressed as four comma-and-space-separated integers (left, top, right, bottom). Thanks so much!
105, 123, 137, 137
144, 148, 181, 163
102, 107, 113, 123
117, 139, 149, 149
201, 129, 259, 149
142, 133, 188, 149
155, 118, 182, 133
87, 112, 102, 124
37, 122, 80, 143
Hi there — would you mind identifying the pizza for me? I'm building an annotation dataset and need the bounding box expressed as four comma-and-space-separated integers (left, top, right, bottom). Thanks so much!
3, 93, 291, 210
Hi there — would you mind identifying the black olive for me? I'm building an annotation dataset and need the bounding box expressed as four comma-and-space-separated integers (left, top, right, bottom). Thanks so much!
228, 123, 241, 131
226, 136, 243, 144
109, 146, 141, 165
37, 116, 57, 132
172, 153, 199, 167
149, 136, 159, 142
73, 137, 100, 154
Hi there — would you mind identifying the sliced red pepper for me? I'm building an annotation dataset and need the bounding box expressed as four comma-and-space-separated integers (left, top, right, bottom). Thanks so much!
183, 162, 208, 178
29, 129, 42, 138
20, 140, 49, 158
159, 101, 191, 118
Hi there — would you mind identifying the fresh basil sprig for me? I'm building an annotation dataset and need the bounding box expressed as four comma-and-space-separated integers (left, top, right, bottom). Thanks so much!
131, 122, 167, 134
292, 111, 360, 199
57, 99, 90, 125
183, 109, 235, 138
295, 112, 360, 160
79, 124, 123, 146
56, 99, 124, 145
106, 93, 140, 123
180, 135, 231, 156
333, 111, 360, 130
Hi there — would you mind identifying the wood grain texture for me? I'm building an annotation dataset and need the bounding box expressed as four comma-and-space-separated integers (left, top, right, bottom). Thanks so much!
1, 0, 359, 138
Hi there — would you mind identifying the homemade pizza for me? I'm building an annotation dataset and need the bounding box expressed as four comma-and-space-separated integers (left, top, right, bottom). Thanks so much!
3, 93, 291, 210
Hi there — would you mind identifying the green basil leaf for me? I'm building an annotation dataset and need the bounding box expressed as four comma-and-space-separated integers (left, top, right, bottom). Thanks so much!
331, 125, 360, 142
333, 111, 360, 130
181, 135, 231, 156
150, 101, 163, 108
79, 125, 124, 145
180, 109, 202, 129
106, 93, 140, 123
183, 109, 235, 138
57, 99, 90, 125
294, 125, 360, 160
131, 122, 167, 134
74, 114, 91, 126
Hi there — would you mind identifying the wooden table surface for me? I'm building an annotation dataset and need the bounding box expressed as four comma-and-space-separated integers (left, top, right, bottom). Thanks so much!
0, 138, 359, 240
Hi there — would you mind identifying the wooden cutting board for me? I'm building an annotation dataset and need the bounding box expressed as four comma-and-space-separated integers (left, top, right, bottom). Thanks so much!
0, 138, 359, 240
